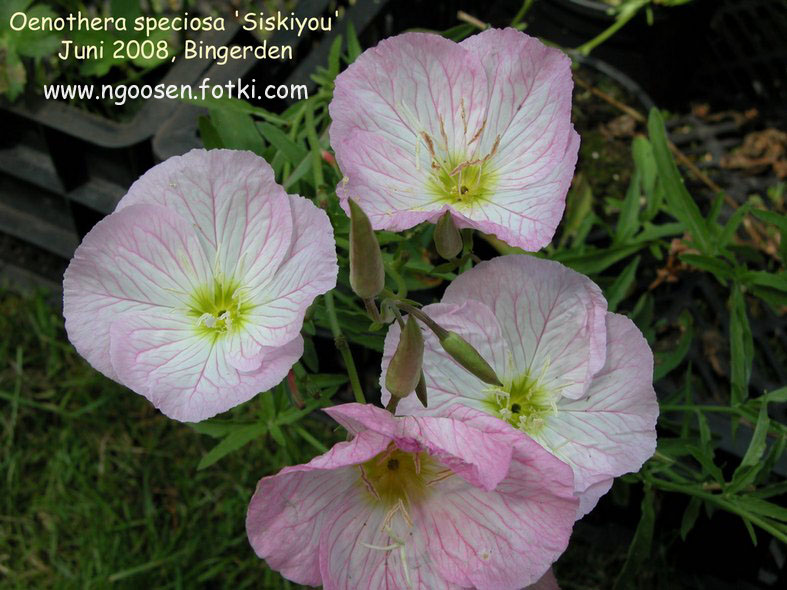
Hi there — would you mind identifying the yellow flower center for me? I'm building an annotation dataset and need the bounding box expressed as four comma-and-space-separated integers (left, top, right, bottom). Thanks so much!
429, 156, 497, 205
358, 446, 448, 509
188, 278, 251, 340
483, 371, 557, 435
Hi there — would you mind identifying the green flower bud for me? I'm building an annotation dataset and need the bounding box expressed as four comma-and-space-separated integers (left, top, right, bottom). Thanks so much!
439, 331, 502, 386
415, 370, 428, 408
434, 211, 463, 259
348, 198, 385, 299
385, 315, 424, 399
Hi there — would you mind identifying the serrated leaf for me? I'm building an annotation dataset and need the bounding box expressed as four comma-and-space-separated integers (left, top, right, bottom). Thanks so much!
648, 109, 713, 254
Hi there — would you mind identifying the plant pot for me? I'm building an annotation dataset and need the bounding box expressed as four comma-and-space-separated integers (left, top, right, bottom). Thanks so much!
0, 24, 238, 255
153, 0, 391, 160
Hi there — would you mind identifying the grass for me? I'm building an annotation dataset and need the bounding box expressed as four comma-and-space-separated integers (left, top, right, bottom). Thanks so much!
0, 290, 324, 589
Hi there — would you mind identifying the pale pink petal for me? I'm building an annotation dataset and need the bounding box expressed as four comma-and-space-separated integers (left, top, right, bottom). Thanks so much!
228, 193, 338, 365
380, 301, 509, 416
63, 204, 211, 381
118, 149, 294, 291
108, 312, 303, 422
453, 29, 579, 251
332, 132, 442, 231
330, 32, 489, 228
450, 131, 579, 251
330, 29, 577, 250
325, 403, 516, 491
319, 488, 453, 590
324, 402, 398, 438
533, 313, 658, 516
527, 568, 560, 590
443, 256, 608, 400
460, 29, 576, 184
418, 431, 576, 589
247, 430, 390, 586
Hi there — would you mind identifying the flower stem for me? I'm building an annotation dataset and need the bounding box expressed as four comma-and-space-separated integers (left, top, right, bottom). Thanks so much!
324, 291, 365, 404
395, 302, 448, 339
575, 0, 648, 56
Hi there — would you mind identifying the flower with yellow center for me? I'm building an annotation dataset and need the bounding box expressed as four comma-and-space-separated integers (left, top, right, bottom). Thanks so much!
382, 255, 659, 518
246, 403, 577, 590
330, 28, 579, 251
63, 149, 337, 422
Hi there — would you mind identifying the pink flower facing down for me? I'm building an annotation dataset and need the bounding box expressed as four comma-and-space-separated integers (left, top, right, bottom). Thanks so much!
63, 149, 337, 422
381, 256, 659, 518
329, 28, 579, 251
246, 403, 577, 590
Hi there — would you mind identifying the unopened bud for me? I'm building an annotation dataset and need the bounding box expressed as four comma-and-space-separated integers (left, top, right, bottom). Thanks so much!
348, 199, 385, 299
385, 315, 424, 399
434, 211, 462, 259
439, 331, 502, 386
415, 371, 428, 408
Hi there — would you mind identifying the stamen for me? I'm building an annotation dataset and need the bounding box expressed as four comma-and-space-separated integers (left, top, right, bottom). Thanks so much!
358, 465, 381, 500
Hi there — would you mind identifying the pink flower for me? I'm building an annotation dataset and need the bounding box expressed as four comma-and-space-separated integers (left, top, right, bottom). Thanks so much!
329, 28, 579, 251
381, 256, 658, 517
63, 149, 337, 422
246, 403, 577, 590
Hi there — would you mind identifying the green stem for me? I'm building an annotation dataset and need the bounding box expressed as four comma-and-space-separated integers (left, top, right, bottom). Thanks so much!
510, 0, 536, 27
649, 477, 787, 544
396, 302, 448, 339
575, 0, 649, 56
324, 291, 365, 404
660, 404, 739, 414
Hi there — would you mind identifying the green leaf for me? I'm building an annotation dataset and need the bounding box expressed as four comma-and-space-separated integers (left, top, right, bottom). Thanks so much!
210, 109, 265, 155
188, 419, 240, 438
653, 310, 693, 381
762, 386, 787, 404
613, 485, 656, 590
648, 109, 713, 254
257, 122, 307, 165
616, 168, 642, 244
718, 203, 751, 248
560, 173, 594, 247
679, 254, 734, 284
740, 270, 787, 292
633, 135, 657, 200
346, 22, 362, 62
553, 243, 643, 275
197, 423, 267, 470
184, 95, 287, 126
728, 403, 769, 493
729, 285, 754, 405
680, 496, 702, 540
197, 116, 223, 150
327, 34, 343, 78
605, 256, 640, 311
